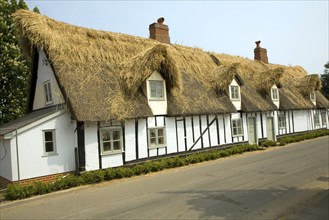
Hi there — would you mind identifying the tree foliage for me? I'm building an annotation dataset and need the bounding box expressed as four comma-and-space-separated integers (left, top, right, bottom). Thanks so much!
321, 61, 329, 99
0, 0, 30, 125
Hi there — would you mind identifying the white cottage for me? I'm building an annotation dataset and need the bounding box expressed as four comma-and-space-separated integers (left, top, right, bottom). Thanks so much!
0, 10, 328, 187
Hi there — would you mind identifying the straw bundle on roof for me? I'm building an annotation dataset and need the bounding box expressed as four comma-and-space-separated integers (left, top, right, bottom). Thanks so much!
12, 10, 329, 120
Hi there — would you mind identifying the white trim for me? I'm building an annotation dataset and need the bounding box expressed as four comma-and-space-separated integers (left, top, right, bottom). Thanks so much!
271, 87, 279, 100
43, 80, 53, 105
231, 118, 243, 137
148, 80, 165, 101
42, 129, 57, 156
99, 126, 123, 155
229, 85, 240, 100
148, 126, 167, 148
3, 109, 66, 140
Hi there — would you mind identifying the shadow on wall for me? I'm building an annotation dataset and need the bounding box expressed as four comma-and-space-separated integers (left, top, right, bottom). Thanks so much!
160, 185, 329, 220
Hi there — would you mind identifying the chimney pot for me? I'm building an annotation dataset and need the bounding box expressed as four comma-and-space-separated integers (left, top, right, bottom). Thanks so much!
157, 17, 165, 24
255, 40, 261, 48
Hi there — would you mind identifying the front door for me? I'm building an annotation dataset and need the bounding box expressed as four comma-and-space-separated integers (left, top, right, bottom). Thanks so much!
266, 117, 275, 141
248, 117, 257, 144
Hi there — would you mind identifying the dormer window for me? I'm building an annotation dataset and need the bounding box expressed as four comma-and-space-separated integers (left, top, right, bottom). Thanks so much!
149, 80, 165, 100
271, 87, 279, 100
310, 91, 316, 102
43, 81, 53, 105
230, 85, 240, 100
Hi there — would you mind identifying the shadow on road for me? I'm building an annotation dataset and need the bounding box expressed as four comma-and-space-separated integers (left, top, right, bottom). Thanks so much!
161, 187, 329, 219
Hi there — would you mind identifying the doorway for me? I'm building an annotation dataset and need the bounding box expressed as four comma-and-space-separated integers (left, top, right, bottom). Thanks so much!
266, 117, 275, 141
248, 117, 257, 144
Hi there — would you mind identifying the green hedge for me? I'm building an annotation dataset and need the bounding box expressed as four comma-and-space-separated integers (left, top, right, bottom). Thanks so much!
5, 129, 328, 200
5, 144, 259, 200
278, 130, 329, 146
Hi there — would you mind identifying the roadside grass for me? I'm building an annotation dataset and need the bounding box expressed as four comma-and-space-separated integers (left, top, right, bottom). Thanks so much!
5, 129, 329, 201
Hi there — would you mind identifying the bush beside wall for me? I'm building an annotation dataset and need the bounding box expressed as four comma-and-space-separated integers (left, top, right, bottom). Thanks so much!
5, 129, 329, 200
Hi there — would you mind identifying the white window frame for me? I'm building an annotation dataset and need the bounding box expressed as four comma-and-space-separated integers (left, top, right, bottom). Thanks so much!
148, 127, 166, 148
100, 127, 123, 155
230, 85, 240, 100
149, 80, 165, 100
231, 119, 243, 137
314, 112, 320, 126
43, 130, 57, 156
271, 87, 279, 100
278, 114, 286, 129
43, 81, 53, 105
310, 91, 316, 102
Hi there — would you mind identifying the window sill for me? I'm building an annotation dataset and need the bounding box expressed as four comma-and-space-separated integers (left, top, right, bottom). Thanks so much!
42, 153, 58, 157
230, 98, 240, 101
101, 151, 124, 156
148, 145, 166, 149
149, 98, 166, 101
232, 135, 243, 138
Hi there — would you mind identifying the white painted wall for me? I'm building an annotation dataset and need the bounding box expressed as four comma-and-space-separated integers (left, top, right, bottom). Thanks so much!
229, 79, 241, 111
6, 111, 76, 181
125, 120, 136, 162
138, 118, 148, 159
33, 48, 64, 110
0, 140, 13, 181
145, 71, 167, 115
293, 110, 310, 132
166, 117, 177, 154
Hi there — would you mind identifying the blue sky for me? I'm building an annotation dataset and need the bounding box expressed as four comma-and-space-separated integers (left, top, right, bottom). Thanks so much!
25, 0, 328, 74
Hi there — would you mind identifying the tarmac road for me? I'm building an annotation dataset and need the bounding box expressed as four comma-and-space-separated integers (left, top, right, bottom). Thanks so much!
1, 136, 328, 219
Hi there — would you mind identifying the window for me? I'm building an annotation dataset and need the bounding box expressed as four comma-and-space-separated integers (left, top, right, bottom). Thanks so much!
232, 119, 243, 136
230, 85, 240, 100
100, 127, 123, 154
43, 130, 56, 156
314, 112, 320, 126
310, 91, 316, 102
271, 88, 279, 100
321, 112, 327, 126
278, 114, 286, 129
148, 127, 166, 148
149, 80, 165, 100
43, 81, 53, 104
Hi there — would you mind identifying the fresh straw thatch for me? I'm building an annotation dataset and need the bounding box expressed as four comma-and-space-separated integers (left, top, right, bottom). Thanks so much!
12, 10, 329, 121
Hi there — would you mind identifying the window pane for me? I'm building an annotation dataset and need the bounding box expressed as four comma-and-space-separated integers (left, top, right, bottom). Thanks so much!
113, 141, 121, 150
102, 130, 111, 141
156, 82, 163, 98
44, 84, 49, 102
113, 130, 121, 140
233, 128, 237, 135
45, 131, 53, 142
231, 86, 239, 99
103, 142, 111, 152
150, 137, 157, 145
158, 137, 164, 145
150, 129, 156, 138
150, 82, 156, 97
237, 127, 242, 135
47, 83, 53, 102
45, 142, 54, 152
158, 128, 164, 137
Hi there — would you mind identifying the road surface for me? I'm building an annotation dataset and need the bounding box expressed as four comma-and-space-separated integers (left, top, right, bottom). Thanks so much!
1, 136, 328, 219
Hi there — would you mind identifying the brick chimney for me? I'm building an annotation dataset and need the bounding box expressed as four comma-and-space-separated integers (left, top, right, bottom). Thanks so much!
149, 17, 170, 44
254, 41, 268, 64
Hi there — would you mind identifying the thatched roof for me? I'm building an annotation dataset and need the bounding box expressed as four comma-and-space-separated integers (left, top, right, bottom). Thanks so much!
13, 10, 329, 121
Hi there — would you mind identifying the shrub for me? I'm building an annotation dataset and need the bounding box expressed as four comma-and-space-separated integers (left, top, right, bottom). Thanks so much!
260, 140, 277, 147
